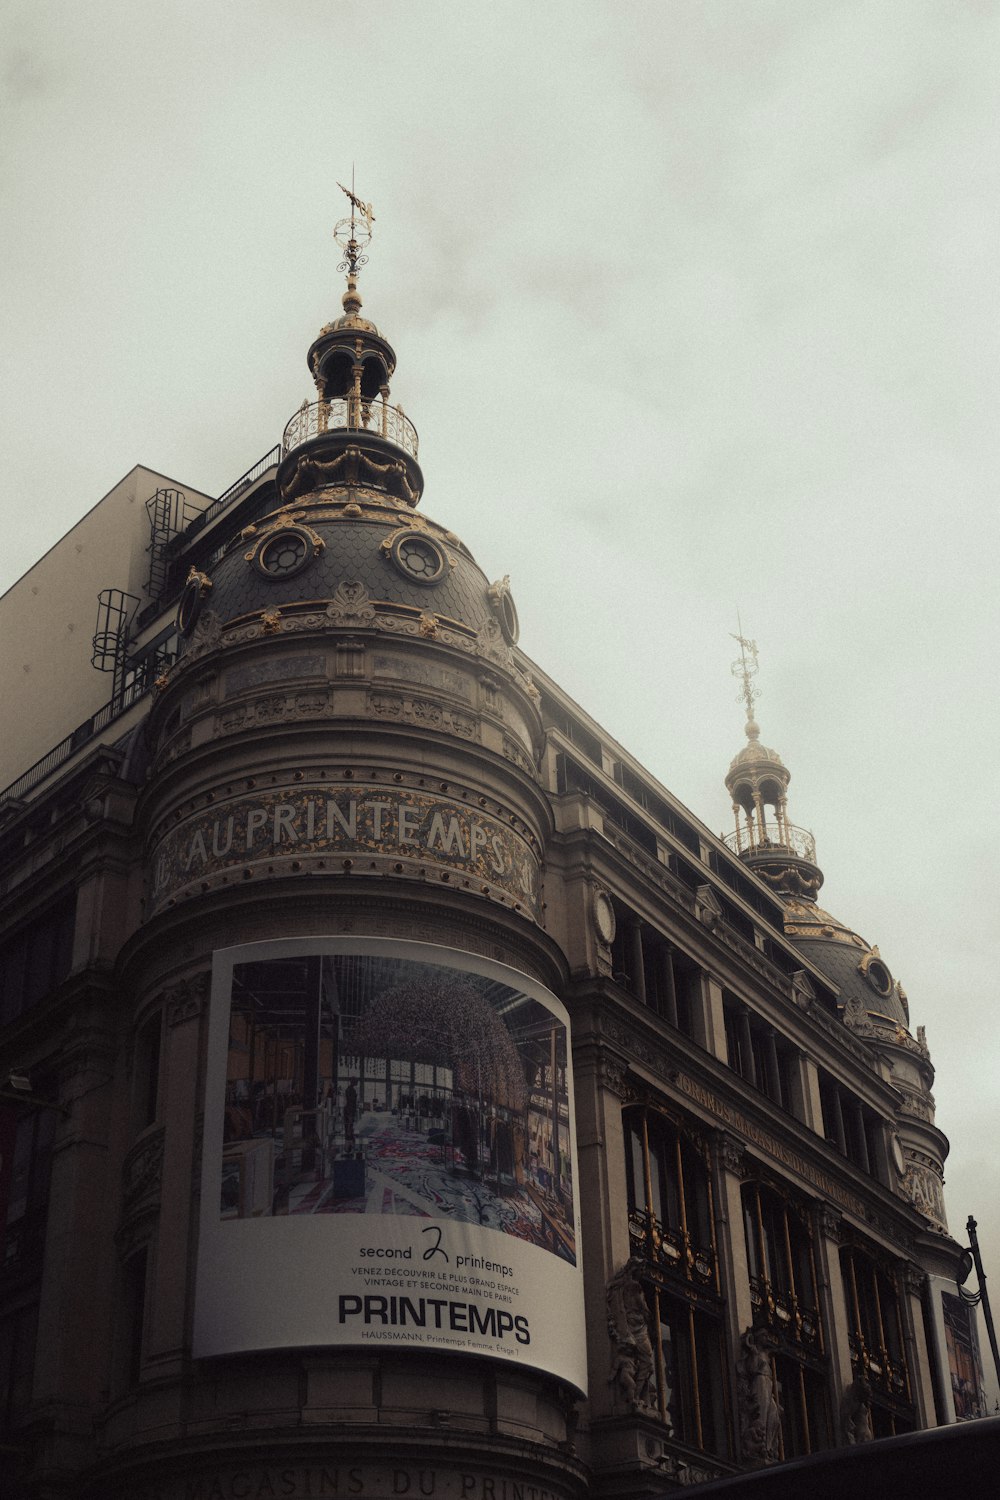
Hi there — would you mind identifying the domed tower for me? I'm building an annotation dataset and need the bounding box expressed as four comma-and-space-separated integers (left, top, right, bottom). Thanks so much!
724, 632, 823, 902
118, 191, 585, 1500
722, 633, 950, 1237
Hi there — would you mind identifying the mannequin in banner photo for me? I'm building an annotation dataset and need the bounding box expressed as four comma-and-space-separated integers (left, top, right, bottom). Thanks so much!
343, 1078, 358, 1149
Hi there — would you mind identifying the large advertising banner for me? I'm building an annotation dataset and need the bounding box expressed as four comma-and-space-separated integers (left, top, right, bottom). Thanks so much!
194, 938, 586, 1392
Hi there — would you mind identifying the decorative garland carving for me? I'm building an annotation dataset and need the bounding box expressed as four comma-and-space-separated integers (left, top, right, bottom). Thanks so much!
164, 972, 211, 1028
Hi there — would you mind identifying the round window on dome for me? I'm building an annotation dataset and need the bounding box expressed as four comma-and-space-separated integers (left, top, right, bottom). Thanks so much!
256, 528, 315, 581
865, 959, 893, 997
389, 531, 447, 585
488, 578, 520, 645
499, 589, 519, 645
177, 569, 212, 636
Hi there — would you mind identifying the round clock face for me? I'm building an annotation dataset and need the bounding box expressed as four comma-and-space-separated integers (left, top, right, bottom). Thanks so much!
593, 889, 616, 946
891, 1134, 906, 1176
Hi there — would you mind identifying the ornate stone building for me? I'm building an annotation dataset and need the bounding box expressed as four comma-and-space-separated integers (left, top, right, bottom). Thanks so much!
0, 215, 982, 1499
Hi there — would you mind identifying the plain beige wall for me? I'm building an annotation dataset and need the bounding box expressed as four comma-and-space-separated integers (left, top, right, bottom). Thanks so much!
0, 465, 212, 790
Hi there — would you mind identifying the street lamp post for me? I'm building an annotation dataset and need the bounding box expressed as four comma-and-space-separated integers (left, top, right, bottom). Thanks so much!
957, 1214, 1000, 1395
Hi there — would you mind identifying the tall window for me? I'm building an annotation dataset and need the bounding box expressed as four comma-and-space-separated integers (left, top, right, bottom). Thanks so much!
2, 1108, 55, 1271
624, 1105, 730, 1457
819, 1073, 886, 1180
741, 1181, 831, 1456
133, 1012, 162, 1134
0, 1303, 39, 1430
723, 996, 797, 1114
0, 892, 76, 1027
840, 1242, 915, 1436
119, 1247, 148, 1389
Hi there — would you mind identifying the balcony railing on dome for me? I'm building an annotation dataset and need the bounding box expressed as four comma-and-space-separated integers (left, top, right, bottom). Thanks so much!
723, 820, 817, 863
282, 396, 419, 460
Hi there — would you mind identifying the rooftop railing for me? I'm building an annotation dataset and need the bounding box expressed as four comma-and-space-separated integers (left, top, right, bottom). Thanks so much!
282, 396, 418, 460
723, 821, 817, 863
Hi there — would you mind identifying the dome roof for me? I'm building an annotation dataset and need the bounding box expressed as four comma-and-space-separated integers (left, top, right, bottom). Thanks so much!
782, 896, 910, 1029
727, 719, 784, 773
185, 491, 502, 641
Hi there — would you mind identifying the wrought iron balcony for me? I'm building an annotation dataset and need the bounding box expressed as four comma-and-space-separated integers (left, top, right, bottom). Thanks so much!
723, 820, 817, 863
282, 396, 418, 460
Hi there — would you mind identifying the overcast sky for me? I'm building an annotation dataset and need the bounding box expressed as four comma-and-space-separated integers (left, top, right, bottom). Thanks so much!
3, 0, 998, 1396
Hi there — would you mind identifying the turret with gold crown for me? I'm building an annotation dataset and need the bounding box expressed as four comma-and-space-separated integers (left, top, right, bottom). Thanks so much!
722, 632, 951, 1234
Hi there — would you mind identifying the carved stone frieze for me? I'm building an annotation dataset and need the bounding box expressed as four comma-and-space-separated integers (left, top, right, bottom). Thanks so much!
903, 1262, 928, 1297
164, 973, 211, 1028
597, 1054, 633, 1101
474, 617, 515, 670
366, 690, 479, 741
184, 608, 223, 663
715, 1131, 747, 1179
122, 1126, 165, 1209
896, 1085, 934, 1123
694, 884, 723, 931
502, 737, 537, 778
816, 1203, 844, 1242
217, 688, 334, 734
600, 1016, 673, 1086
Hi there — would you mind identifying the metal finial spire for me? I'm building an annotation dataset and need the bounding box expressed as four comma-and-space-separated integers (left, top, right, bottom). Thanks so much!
334, 170, 375, 279
730, 616, 761, 734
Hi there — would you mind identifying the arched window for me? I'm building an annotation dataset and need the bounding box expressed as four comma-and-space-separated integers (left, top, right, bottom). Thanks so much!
623, 1105, 729, 1457
741, 1180, 831, 1456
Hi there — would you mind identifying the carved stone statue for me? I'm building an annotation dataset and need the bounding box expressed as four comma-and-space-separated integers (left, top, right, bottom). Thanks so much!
841, 1374, 874, 1444
736, 1327, 782, 1464
607, 1259, 657, 1413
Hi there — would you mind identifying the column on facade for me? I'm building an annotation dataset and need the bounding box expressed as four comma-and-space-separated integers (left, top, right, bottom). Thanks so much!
811, 1205, 856, 1429
829, 1083, 848, 1154
847, 1098, 870, 1174
789, 1050, 823, 1132
737, 1008, 758, 1087
658, 945, 679, 1027
711, 1133, 754, 1357
148, 972, 209, 1385
901, 1263, 938, 1428
762, 1029, 781, 1102
696, 973, 728, 1061
627, 916, 647, 1005
32, 1010, 118, 1424
577, 1050, 632, 1421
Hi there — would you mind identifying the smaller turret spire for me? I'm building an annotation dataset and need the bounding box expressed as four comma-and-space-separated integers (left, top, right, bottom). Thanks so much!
723, 625, 823, 899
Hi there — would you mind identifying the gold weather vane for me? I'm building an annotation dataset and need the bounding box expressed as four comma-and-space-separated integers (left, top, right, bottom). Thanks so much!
730, 617, 761, 729
334, 170, 375, 278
